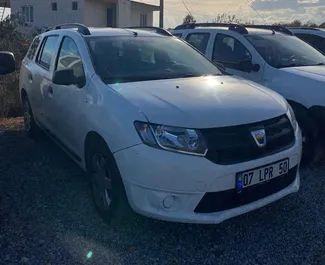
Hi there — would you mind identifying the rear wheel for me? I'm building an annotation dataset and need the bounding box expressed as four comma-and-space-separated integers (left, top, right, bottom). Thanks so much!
23, 98, 43, 139
87, 138, 133, 223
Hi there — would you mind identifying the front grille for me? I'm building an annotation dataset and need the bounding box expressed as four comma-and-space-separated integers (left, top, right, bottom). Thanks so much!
201, 114, 295, 165
194, 165, 297, 213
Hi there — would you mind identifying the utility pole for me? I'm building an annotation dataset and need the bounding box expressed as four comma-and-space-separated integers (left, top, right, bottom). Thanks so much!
159, 0, 164, 28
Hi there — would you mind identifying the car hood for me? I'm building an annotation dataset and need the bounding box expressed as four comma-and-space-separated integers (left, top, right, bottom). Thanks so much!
280, 65, 325, 81
109, 76, 287, 128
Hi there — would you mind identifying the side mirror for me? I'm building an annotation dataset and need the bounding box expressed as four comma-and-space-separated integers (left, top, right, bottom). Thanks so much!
238, 59, 260, 73
53, 68, 83, 87
0, 51, 16, 75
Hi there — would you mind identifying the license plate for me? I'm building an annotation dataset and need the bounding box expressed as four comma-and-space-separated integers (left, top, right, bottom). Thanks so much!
236, 159, 289, 191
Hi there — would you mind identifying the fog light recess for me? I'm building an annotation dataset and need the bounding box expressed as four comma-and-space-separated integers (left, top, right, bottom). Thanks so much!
163, 196, 175, 209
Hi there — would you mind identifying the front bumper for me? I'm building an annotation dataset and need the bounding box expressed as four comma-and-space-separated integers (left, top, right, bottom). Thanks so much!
114, 127, 302, 224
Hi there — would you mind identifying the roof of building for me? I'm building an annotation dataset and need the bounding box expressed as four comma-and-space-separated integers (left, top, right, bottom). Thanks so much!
130, 0, 160, 11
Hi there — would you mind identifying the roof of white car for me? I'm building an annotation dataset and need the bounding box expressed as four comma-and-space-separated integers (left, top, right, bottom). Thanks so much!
86, 27, 164, 37
173, 26, 285, 35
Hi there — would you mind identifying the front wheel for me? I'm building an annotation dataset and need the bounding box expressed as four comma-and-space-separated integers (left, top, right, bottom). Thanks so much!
87, 139, 133, 223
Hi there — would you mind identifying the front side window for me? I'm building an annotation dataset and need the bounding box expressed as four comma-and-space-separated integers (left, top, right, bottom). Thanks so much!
185, 33, 210, 54
245, 34, 325, 68
38, 36, 59, 70
86, 36, 221, 84
295, 33, 325, 54
56, 36, 85, 86
213, 34, 252, 70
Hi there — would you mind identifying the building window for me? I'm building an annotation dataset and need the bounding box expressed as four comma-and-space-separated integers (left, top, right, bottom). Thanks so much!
72, 2, 78, 10
140, 14, 147, 26
51, 2, 57, 11
21, 6, 34, 23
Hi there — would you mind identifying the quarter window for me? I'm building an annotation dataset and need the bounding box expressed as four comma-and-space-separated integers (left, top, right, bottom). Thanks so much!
27, 36, 41, 60
37, 36, 59, 70
213, 34, 252, 71
185, 33, 210, 54
56, 37, 86, 87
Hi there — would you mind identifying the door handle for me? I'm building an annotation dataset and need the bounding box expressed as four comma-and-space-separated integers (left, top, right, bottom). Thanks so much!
48, 86, 53, 97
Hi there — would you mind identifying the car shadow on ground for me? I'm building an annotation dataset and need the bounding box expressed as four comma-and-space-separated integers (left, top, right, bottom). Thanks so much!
1, 129, 325, 265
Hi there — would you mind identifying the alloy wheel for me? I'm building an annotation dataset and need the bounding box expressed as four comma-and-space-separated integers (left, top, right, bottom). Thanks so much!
91, 153, 113, 211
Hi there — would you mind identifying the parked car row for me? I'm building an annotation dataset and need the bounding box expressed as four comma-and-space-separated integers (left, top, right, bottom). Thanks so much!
0, 22, 320, 225
172, 23, 325, 165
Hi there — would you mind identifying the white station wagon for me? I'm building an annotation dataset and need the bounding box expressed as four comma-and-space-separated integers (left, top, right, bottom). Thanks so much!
19, 24, 302, 224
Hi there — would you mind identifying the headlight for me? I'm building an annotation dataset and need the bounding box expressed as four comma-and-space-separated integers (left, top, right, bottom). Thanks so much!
286, 104, 297, 132
134, 121, 208, 156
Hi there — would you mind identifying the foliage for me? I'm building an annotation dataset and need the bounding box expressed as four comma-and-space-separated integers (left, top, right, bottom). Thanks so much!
0, 14, 40, 117
182, 14, 196, 25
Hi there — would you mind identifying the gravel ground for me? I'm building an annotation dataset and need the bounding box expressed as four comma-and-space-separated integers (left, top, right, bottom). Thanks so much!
1, 118, 325, 265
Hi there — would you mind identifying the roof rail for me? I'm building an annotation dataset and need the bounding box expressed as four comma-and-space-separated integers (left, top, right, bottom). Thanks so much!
288, 27, 321, 31
243, 25, 294, 35
174, 23, 248, 34
45, 23, 91, 35
123, 26, 173, 36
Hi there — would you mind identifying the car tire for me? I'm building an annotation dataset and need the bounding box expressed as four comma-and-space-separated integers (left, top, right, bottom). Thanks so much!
23, 98, 43, 139
86, 138, 134, 223
292, 105, 318, 166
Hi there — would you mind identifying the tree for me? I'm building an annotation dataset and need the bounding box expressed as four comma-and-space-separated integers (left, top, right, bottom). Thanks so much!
182, 14, 196, 24
0, 14, 38, 117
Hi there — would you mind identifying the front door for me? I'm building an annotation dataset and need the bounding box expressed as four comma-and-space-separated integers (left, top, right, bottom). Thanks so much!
107, 4, 117, 27
211, 33, 265, 83
49, 36, 87, 157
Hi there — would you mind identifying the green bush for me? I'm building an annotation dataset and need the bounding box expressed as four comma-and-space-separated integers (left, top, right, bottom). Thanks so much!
0, 15, 40, 117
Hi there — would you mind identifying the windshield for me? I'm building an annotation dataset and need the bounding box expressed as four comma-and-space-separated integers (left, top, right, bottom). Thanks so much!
86, 36, 221, 84
245, 34, 325, 68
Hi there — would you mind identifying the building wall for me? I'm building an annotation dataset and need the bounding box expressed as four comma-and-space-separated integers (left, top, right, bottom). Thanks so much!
10, 0, 85, 28
84, 0, 108, 27
130, 3, 154, 27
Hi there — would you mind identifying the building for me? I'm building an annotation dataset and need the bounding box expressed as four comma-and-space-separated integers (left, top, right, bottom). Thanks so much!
0, 0, 159, 29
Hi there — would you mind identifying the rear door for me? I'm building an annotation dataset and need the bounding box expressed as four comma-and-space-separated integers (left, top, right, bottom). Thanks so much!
33, 35, 60, 131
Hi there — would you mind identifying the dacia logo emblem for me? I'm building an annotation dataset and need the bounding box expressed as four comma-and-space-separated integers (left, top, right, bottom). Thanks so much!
251, 129, 266, 147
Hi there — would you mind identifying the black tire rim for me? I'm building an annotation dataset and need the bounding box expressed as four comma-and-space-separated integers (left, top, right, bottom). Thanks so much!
91, 153, 113, 211
23, 101, 32, 133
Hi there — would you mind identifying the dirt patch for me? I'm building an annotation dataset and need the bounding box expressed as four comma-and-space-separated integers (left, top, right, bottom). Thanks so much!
0, 117, 24, 131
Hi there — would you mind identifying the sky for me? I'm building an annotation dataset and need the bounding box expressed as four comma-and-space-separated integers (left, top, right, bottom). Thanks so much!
2, 0, 325, 28
145, 0, 325, 28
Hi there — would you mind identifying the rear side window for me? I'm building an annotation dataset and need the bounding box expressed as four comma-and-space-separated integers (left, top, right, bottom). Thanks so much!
185, 33, 210, 54
295, 33, 325, 54
26, 35, 41, 60
37, 36, 59, 70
